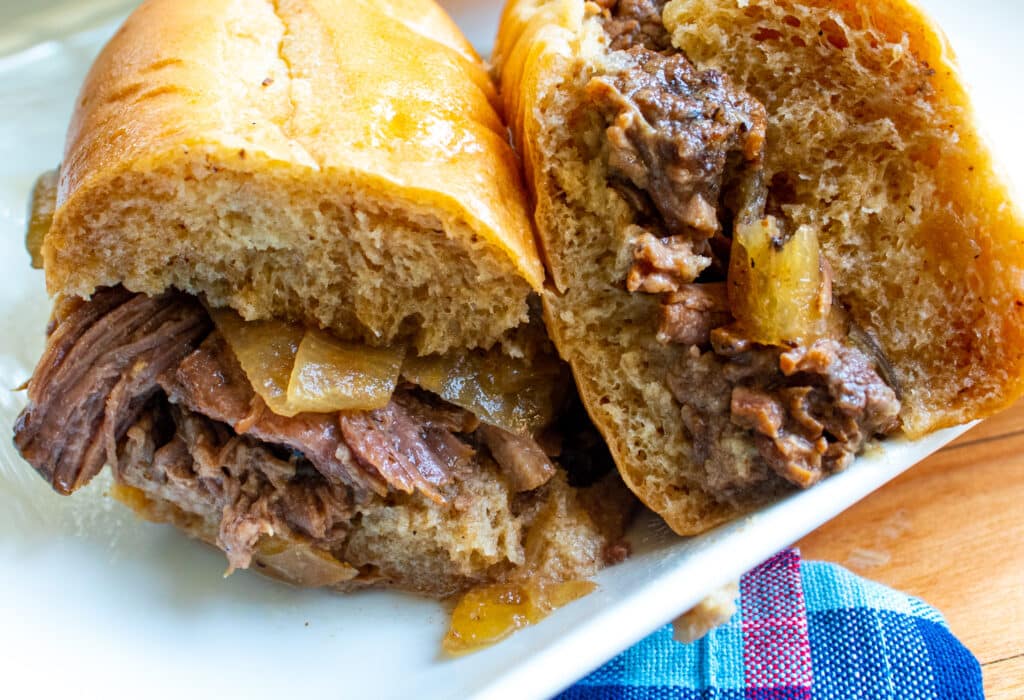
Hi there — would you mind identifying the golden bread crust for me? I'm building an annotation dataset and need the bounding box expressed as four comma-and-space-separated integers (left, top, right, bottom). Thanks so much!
46, 0, 543, 352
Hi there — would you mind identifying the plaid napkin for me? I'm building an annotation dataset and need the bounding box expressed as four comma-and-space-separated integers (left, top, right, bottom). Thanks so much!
559, 549, 982, 699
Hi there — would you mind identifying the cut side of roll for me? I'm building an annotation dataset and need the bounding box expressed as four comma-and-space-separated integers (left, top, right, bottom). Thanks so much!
13, 0, 636, 602
495, 0, 1024, 534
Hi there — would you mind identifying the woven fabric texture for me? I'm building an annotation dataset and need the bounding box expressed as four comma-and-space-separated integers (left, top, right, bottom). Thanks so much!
559, 550, 982, 700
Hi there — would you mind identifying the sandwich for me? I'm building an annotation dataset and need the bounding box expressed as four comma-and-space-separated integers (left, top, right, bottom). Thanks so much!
13, 0, 635, 608
494, 0, 1024, 534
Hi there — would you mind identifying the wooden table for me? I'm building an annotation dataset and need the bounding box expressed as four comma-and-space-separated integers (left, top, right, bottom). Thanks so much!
799, 401, 1024, 699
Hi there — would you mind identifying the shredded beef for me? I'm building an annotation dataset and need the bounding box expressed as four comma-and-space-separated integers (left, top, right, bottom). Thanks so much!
14, 287, 566, 543
162, 333, 390, 497
13, 288, 211, 494
13, 288, 547, 507
657, 283, 731, 345
117, 405, 354, 572
669, 349, 772, 498
587, 46, 766, 237
586, 46, 766, 292
338, 401, 463, 504
668, 333, 901, 496
626, 230, 711, 294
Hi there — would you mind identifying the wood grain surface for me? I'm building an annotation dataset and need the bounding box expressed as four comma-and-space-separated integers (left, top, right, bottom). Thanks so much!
799, 401, 1024, 699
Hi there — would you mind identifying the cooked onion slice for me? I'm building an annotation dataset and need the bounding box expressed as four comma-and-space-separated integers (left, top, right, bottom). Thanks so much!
212, 309, 406, 416
443, 580, 596, 654
210, 309, 304, 416
729, 217, 827, 346
256, 537, 358, 588
287, 328, 405, 413
26, 169, 58, 270
212, 308, 562, 427
402, 350, 565, 435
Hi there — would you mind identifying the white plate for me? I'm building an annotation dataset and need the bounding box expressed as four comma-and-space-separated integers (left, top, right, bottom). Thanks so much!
0, 2, 1018, 698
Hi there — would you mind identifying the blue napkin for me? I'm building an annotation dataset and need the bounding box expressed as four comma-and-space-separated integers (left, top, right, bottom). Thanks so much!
559, 549, 982, 699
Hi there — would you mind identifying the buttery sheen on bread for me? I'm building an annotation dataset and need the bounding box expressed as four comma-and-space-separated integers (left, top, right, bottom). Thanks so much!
14, 0, 634, 600
49, 0, 541, 355
495, 0, 1024, 534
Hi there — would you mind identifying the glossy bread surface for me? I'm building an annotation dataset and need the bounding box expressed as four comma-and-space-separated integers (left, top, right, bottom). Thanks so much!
50, 0, 543, 290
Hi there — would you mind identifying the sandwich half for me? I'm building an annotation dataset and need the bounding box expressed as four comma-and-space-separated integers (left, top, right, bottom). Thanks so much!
495, 0, 1024, 533
13, 0, 634, 599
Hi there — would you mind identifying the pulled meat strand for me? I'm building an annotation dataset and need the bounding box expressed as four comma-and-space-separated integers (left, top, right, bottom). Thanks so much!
478, 425, 557, 492
162, 333, 389, 498
14, 288, 211, 494
339, 402, 455, 504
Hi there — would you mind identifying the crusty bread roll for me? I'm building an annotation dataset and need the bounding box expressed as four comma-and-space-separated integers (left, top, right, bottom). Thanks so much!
495, 0, 1024, 534
48, 0, 542, 355
14, 0, 635, 601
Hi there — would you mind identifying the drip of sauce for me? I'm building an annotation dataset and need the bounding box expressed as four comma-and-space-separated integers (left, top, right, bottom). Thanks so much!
443, 580, 597, 654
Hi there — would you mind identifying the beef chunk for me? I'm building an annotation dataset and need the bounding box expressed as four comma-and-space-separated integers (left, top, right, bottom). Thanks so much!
657, 283, 731, 345
338, 400, 462, 504
625, 229, 712, 294
596, 0, 673, 52
668, 336, 901, 497
586, 46, 766, 291
780, 340, 902, 439
478, 424, 556, 492
587, 48, 766, 238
